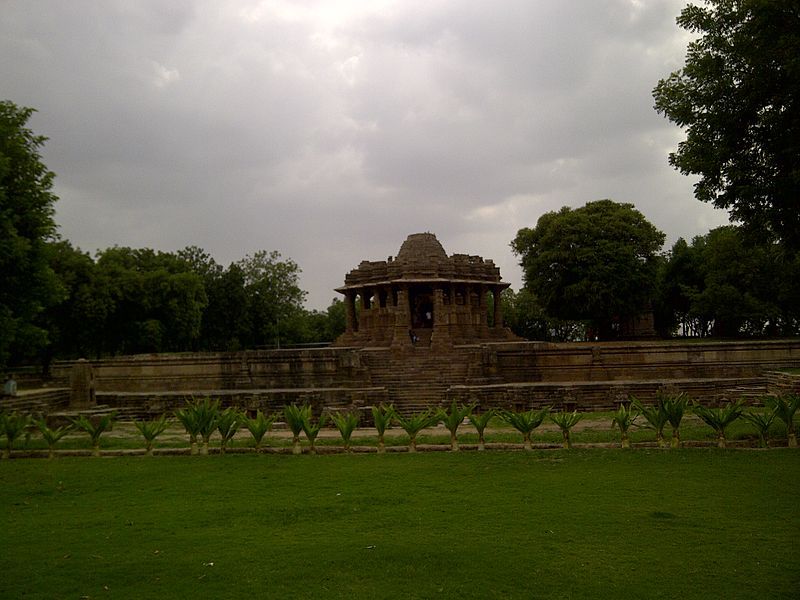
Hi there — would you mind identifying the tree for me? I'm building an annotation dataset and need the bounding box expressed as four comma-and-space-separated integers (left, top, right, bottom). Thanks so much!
656, 226, 798, 337
653, 1, 800, 248
236, 251, 306, 348
512, 200, 665, 340
0, 101, 62, 367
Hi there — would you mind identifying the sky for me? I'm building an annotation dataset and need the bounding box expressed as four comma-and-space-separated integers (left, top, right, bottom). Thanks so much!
2, 0, 730, 310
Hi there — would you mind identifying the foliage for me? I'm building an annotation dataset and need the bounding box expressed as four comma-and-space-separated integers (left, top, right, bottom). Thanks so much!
764, 393, 799, 447
235, 250, 306, 348
512, 200, 665, 340
1, 411, 33, 458
741, 407, 775, 448
216, 408, 243, 454
284, 404, 311, 454
660, 392, 689, 448
692, 399, 745, 448
394, 409, 440, 452
301, 411, 329, 455
437, 401, 473, 451
654, 227, 799, 337
468, 409, 494, 450
371, 404, 395, 452
35, 419, 73, 459
550, 411, 582, 449
134, 415, 170, 455
244, 410, 276, 450
174, 402, 202, 454
70, 412, 115, 456
500, 288, 585, 342
631, 395, 668, 448
191, 397, 221, 455
0, 101, 62, 367
610, 403, 638, 449
499, 407, 550, 450
330, 411, 360, 452
653, 0, 800, 248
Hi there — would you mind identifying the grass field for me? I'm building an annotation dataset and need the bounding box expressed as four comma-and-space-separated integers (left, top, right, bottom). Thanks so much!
2, 450, 799, 599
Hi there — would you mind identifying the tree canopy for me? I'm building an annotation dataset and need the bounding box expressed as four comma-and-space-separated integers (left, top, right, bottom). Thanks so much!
0, 101, 61, 367
654, 226, 800, 337
511, 200, 665, 340
653, 0, 800, 248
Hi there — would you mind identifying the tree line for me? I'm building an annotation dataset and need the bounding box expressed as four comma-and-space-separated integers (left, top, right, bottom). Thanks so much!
38, 241, 345, 364
506, 200, 800, 342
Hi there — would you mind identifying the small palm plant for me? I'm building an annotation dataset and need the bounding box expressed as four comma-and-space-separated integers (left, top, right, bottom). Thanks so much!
611, 402, 638, 449
175, 403, 202, 455
499, 407, 550, 450
36, 419, 73, 459
284, 403, 311, 454
70, 412, 116, 457
134, 415, 170, 456
764, 393, 799, 447
331, 411, 360, 452
692, 399, 745, 448
2, 411, 33, 459
469, 409, 495, 451
371, 404, 395, 453
301, 411, 329, 455
245, 410, 276, 451
394, 409, 440, 452
216, 407, 243, 454
631, 395, 668, 448
741, 406, 775, 448
194, 397, 221, 455
550, 410, 582, 449
660, 392, 689, 448
438, 401, 474, 451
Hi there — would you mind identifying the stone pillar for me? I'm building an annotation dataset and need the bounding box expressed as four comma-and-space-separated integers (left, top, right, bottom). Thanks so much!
345, 290, 356, 333
391, 285, 413, 349
69, 359, 96, 409
430, 286, 451, 348
493, 286, 503, 328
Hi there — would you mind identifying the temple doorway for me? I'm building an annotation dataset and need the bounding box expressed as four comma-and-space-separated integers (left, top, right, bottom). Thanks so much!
409, 287, 434, 329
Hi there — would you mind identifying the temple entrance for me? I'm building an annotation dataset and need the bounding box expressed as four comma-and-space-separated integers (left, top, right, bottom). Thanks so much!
409, 287, 434, 329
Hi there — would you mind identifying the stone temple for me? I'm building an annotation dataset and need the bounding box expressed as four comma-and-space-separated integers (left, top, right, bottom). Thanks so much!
334, 232, 519, 349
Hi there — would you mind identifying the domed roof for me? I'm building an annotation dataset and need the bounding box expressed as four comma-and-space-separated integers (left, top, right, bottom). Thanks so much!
396, 232, 448, 263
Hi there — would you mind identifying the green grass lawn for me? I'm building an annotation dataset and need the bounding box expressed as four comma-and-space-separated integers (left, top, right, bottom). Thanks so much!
2, 450, 799, 599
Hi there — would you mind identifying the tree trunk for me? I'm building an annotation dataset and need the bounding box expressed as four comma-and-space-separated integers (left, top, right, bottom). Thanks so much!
717, 433, 726, 449
671, 428, 680, 449
48, 448, 55, 460
145, 443, 154, 457
292, 435, 301, 455
478, 433, 485, 451
92, 444, 100, 458
200, 439, 209, 455
450, 432, 459, 451
562, 431, 571, 449
378, 437, 385, 454
656, 431, 666, 448
409, 437, 417, 453
523, 433, 532, 451
621, 433, 630, 449
190, 440, 198, 455
789, 431, 797, 448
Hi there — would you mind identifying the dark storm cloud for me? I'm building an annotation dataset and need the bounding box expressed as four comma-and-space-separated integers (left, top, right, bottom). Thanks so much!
1, 0, 729, 308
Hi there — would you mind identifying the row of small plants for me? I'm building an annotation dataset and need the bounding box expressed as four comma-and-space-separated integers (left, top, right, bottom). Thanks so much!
1, 393, 798, 458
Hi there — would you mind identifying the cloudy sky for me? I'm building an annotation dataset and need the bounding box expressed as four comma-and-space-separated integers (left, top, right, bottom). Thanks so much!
2, 0, 729, 309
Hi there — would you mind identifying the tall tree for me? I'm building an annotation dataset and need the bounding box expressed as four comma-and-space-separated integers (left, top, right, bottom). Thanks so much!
653, 0, 800, 248
0, 101, 62, 367
512, 200, 665, 340
235, 251, 306, 348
